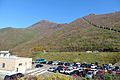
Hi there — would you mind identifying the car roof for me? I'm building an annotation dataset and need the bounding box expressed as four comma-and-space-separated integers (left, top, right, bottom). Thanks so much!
51, 66, 56, 68
6, 72, 20, 76
88, 71, 93, 73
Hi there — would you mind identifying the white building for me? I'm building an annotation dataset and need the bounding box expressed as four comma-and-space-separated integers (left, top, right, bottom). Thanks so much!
0, 51, 32, 74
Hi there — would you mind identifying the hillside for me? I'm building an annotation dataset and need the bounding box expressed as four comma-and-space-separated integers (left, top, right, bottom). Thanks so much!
0, 12, 120, 56
84, 12, 120, 31
0, 27, 37, 50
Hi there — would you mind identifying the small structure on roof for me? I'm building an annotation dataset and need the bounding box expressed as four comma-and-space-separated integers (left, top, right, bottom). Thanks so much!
0, 51, 10, 57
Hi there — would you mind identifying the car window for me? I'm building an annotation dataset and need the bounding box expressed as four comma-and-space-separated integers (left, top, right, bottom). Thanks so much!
87, 72, 92, 74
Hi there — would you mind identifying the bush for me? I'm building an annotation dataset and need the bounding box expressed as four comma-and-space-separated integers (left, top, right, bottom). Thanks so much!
19, 73, 74, 80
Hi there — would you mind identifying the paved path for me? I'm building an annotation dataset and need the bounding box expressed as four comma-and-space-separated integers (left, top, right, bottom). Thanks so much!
25, 64, 54, 77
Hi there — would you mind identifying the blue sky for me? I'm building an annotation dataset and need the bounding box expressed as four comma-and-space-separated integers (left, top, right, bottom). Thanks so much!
0, 0, 120, 28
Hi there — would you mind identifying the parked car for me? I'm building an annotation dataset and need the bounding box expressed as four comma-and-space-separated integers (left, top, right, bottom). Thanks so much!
64, 62, 71, 66
59, 68, 66, 74
4, 75, 17, 80
85, 71, 94, 78
4, 73, 24, 80
80, 63, 88, 68
52, 61, 60, 65
114, 66, 120, 71
102, 64, 110, 70
86, 64, 93, 68
62, 66, 69, 72
72, 70, 80, 76
91, 64, 97, 68
65, 68, 75, 75
46, 61, 53, 65
78, 67, 84, 72
57, 62, 64, 65
116, 71, 120, 75
35, 64, 43, 68
79, 71, 86, 77
48, 67, 57, 72
91, 68, 98, 75
16, 73, 24, 78
35, 58, 46, 64
57, 66, 64, 72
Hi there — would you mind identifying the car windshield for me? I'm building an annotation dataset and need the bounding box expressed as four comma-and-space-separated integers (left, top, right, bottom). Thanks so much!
67, 69, 72, 71
79, 68, 83, 70
51, 67, 56, 69
61, 69, 64, 70
87, 72, 92, 75
36, 59, 45, 61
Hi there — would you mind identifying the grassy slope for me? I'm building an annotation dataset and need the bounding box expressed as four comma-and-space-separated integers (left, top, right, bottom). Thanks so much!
33, 52, 120, 64
84, 12, 120, 31
0, 28, 37, 50
12, 17, 120, 57
55, 20, 120, 52
0, 12, 119, 56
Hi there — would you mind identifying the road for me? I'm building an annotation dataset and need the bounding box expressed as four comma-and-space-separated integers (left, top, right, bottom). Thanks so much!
26, 64, 56, 77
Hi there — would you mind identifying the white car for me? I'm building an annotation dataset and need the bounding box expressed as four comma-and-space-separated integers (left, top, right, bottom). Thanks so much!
52, 61, 60, 65
65, 68, 74, 75
78, 67, 83, 72
91, 64, 97, 68
85, 71, 93, 78
91, 65, 97, 68
59, 68, 65, 73
91, 68, 98, 75
48, 67, 57, 72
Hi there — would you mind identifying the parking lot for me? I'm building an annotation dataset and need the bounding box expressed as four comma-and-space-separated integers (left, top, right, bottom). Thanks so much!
2, 59, 120, 80
32, 60, 120, 79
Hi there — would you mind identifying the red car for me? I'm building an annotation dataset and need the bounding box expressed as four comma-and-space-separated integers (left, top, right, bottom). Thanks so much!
116, 71, 120, 75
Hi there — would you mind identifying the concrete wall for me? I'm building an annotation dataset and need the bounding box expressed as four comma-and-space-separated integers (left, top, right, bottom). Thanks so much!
15, 58, 32, 73
0, 57, 32, 73
0, 58, 16, 71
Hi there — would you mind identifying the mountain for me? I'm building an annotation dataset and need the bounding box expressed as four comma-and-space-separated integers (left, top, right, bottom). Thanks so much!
29, 20, 58, 30
0, 12, 120, 56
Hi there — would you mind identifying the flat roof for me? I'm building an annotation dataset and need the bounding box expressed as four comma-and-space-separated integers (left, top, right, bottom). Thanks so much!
0, 56, 32, 60
0, 51, 9, 54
